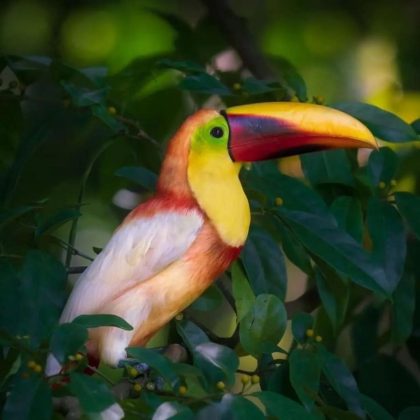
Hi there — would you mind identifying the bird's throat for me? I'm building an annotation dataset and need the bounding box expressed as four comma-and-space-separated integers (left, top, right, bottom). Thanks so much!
187, 149, 251, 247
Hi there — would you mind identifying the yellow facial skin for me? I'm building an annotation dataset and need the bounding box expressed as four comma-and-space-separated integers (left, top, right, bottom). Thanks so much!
187, 115, 251, 247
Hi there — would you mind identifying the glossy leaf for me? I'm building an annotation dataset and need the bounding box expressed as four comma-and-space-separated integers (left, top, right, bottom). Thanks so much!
320, 347, 364, 417
180, 73, 232, 96
300, 150, 354, 186
330, 196, 363, 242
367, 147, 398, 186
35, 208, 80, 237
240, 294, 287, 356
240, 228, 287, 299
197, 394, 265, 420
2, 375, 52, 420
333, 102, 417, 142
291, 312, 314, 344
231, 261, 255, 321
367, 197, 406, 294
127, 347, 179, 387
277, 209, 387, 296
289, 348, 322, 410
115, 166, 158, 191
395, 192, 420, 239
49, 322, 88, 364
254, 391, 319, 420
73, 314, 133, 330
69, 372, 115, 413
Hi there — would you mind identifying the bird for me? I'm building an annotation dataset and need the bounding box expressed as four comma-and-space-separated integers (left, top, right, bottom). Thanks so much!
46, 102, 376, 375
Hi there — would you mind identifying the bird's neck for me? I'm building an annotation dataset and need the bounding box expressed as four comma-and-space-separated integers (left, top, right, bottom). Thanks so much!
187, 150, 251, 247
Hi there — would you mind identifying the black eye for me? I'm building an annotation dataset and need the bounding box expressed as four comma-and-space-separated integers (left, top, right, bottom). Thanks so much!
210, 126, 224, 138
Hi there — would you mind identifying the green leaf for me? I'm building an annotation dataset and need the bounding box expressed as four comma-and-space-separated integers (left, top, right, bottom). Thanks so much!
320, 347, 364, 417
411, 118, 420, 134
272, 56, 308, 101
367, 147, 398, 186
254, 391, 319, 419
277, 209, 387, 295
242, 78, 281, 95
315, 264, 349, 332
19, 250, 67, 347
289, 348, 322, 410
156, 58, 206, 73
333, 102, 417, 142
176, 320, 209, 347
180, 73, 232, 96
361, 394, 394, 420
291, 312, 314, 344
367, 197, 406, 294
115, 166, 158, 191
395, 192, 420, 239
152, 401, 194, 420
240, 228, 287, 299
0, 261, 20, 334
35, 208, 80, 237
197, 394, 265, 420
300, 150, 354, 186
189, 284, 224, 312
49, 323, 88, 364
91, 104, 125, 133
391, 273, 416, 344
240, 294, 287, 356
61, 81, 108, 107
73, 314, 133, 330
231, 262, 255, 322
69, 372, 115, 413
127, 347, 179, 387
2, 375, 52, 420
399, 407, 420, 420
330, 196, 363, 242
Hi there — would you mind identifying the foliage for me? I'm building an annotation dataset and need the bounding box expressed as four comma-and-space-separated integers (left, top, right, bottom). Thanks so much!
1, 7, 420, 420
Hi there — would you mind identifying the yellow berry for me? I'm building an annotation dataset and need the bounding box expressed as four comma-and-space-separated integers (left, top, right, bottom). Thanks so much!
216, 381, 225, 390
175, 313, 184, 321
240, 375, 250, 385
178, 385, 188, 395
306, 329, 315, 338
390, 179, 397, 187
233, 83, 241, 90
75, 353, 83, 361
132, 383, 142, 392
33, 364, 42, 373
251, 374, 260, 384
275, 197, 284, 206
378, 181, 386, 189
68, 355, 76, 362
27, 360, 36, 369
146, 382, 155, 391
128, 367, 138, 378
108, 106, 117, 115
315, 335, 323, 342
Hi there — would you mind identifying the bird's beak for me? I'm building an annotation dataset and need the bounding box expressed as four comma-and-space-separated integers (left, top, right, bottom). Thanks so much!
224, 102, 377, 162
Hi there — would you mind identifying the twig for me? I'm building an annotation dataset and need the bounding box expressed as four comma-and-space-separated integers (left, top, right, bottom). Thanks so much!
116, 115, 161, 148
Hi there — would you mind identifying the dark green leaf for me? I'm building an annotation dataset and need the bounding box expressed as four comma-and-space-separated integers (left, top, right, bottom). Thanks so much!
189, 284, 223, 312
115, 166, 158, 191
49, 323, 88, 364
367, 147, 398, 186
197, 394, 265, 420
411, 119, 420, 134
240, 228, 287, 299
330, 196, 363, 242
156, 58, 206, 73
73, 314, 133, 330
291, 312, 314, 344
35, 208, 80, 237
61, 81, 108, 107
0, 261, 20, 334
367, 197, 406, 294
91, 104, 125, 133
277, 209, 387, 295
69, 372, 115, 413
180, 73, 232, 96
0, 205, 36, 231
272, 56, 308, 101
127, 347, 179, 387
2, 375, 52, 420
300, 150, 354, 186
320, 347, 364, 417
176, 320, 209, 348
240, 294, 287, 356
399, 407, 420, 420
361, 394, 394, 420
242, 78, 281, 95
333, 103, 417, 142
395, 192, 420, 239
231, 262, 255, 322
289, 348, 322, 410
391, 273, 415, 344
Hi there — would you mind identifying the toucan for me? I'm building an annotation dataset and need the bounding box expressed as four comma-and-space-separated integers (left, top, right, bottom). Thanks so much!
46, 102, 376, 376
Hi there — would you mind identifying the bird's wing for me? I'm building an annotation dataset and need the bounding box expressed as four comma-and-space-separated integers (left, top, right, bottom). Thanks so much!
60, 208, 204, 323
